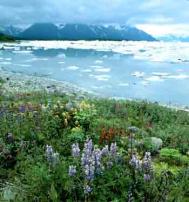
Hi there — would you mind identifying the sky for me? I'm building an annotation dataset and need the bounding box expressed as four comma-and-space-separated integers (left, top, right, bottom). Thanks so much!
0, 0, 189, 36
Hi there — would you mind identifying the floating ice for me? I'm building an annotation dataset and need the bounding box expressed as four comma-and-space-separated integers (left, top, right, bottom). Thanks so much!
165, 74, 189, 80
94, 68, 111, 73
118, 83, 129, 87
90, 74, 111, 81
14, 64, 32, 67
67, 66, 80, 70
80, 69, 92, 73
0, 61, 12, 65
145, 76, 164, 82
90, 65, 103, 69
94, 60, 103, 64
5, 58, 12, 61
8, 40, 189, 63
152, 72, 170, 76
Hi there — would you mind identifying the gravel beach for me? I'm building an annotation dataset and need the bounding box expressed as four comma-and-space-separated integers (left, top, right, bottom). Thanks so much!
0, 67, 95, 97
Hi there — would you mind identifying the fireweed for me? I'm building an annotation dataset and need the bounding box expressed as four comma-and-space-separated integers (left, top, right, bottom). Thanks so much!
69, 139, 119, 194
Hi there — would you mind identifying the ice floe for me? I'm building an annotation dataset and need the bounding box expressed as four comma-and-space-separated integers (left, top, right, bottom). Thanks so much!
152, 72, 170, 76
94, 60, 103, 64
118, 83, 129, 87
145, 76, 164, 82
14, 64, 32, 67
94, 68, 111, 73
89, 74, 111, 81
3, 40, 188, 63
80, 69, 92, 73
67, 65, 80, 70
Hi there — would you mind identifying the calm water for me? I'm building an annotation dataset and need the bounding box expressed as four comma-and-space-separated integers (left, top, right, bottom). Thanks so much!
0, 41, 189, 106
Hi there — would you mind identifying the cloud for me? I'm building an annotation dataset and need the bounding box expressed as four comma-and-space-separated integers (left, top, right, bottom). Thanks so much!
137, 24, 189, 37
0, 0, 189, 32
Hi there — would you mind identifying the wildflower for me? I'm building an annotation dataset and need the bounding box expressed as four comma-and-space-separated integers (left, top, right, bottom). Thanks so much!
69, 165, 77, 176
129, 154, 142, 170
143, 152, 152, 171
101, 145, 109, 156
70, 139, 119, 194
84, 164, 95, 180
142, 152, 153, 181
84, 139, 93, 155
144, 174, 151, 181
93, 148, 102, 173
84, 184, 92, 194
45, 145, 59, 166
19, 105, 26, 113
110, 142, 117, 156
128, 126, 139, 133
71, 143, 80, 158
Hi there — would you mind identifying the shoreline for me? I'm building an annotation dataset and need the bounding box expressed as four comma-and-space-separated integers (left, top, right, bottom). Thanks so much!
0, 67, 189, 112
0, 67, 96, 98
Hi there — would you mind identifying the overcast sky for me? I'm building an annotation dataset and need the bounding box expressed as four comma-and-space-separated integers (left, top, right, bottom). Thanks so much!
0, 0, 189, 36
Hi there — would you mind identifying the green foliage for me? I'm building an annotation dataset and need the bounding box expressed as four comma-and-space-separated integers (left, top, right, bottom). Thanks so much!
0, 91, 188, 201
143, 137, 163, 153
160, 148, 189, 165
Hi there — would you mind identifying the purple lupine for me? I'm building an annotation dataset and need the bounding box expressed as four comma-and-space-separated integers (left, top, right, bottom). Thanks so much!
143, 152, 153, 181
110, 142, 117, 156
84, 164, 95, 180
129, 154, 142, 170
71, 143, 80, 158
45, 145, 59, 166
46, 145, 54, 162
143, 152, 152, 171
81, 139, 94, 166
69, 139, 119, 194
101, 145, 109, 156
84, 184, 92, 194
144, 174, 151, 181
19, 105, 26, 113
93, 148, 103, 173
84, 139, 93, 156
69, 165, 77, 176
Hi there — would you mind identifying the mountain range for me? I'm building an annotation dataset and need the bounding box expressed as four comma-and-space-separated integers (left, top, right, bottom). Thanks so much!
0, 23, 156, 41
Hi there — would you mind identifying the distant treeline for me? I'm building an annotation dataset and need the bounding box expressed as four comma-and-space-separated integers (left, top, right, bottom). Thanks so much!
0, 33, 15, 42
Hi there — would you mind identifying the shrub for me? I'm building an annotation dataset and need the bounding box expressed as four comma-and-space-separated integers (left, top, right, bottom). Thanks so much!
160, 148, 189, 165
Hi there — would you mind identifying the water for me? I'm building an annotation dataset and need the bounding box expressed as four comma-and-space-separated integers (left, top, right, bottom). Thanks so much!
0, 41, 189, 106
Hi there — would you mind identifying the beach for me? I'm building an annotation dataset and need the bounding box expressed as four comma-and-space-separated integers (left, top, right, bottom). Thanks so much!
0, 67, 95, 97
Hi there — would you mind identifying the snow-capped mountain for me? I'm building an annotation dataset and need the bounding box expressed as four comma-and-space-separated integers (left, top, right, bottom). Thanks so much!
18, 23, 156, 41
0, 25, 23, 37
2, 23, 157, 41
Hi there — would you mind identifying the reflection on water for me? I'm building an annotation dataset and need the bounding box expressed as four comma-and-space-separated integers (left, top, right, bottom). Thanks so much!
0, 42, 189, 106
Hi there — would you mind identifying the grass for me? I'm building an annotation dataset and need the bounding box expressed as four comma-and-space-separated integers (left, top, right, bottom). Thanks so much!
0, 80, 188, 201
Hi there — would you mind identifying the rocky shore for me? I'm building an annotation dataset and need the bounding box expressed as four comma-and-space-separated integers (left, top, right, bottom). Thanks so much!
0, 67, 95, 97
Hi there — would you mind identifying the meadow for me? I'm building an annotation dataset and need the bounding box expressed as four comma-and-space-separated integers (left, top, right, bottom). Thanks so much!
0, 77, 189, 202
